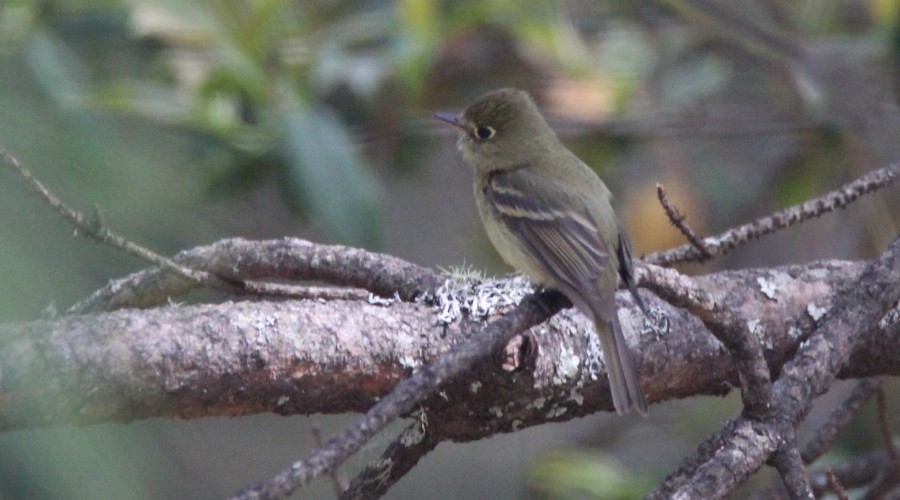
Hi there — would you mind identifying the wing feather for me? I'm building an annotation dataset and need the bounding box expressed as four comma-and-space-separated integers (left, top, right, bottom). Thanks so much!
484, 170, 611, 310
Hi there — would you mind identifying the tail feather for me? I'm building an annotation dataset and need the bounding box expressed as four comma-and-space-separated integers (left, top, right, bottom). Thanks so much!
595, 316, 647, 416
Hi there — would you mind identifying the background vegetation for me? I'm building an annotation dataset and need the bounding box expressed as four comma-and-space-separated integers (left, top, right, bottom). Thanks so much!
1, 0, 898, 498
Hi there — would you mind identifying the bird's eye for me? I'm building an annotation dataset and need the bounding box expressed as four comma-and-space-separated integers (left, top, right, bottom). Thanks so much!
475, 126, 495, 140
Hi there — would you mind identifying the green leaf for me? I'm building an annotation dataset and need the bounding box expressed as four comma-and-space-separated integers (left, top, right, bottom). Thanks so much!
279, 90, 384, 248
24, 29, 92, 109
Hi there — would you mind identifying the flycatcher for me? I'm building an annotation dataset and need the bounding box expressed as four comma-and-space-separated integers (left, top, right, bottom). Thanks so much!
436, 88, 648, 415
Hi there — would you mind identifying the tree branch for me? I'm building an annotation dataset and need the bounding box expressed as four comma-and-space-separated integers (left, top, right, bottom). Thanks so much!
0, 148, 239, 291
3, 147, 899, 498
801, 378, 881, 464
230, 289, 569, 499
656, 182, 713, 260
67, 237, 443, 314
645, 163, 899, 266
0, 148, 442, 316
4, 260, 893, 432
338, 415, 439, 500
649, 236, 900, 499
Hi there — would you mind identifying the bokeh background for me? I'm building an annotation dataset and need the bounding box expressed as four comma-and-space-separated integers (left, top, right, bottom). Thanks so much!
1, 1, 899, 498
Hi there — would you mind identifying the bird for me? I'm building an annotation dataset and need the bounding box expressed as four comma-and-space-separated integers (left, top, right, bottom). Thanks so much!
436, 88, 649, 415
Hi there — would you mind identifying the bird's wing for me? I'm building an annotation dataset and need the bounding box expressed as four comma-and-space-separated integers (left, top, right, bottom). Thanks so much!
483, 168, 614, 315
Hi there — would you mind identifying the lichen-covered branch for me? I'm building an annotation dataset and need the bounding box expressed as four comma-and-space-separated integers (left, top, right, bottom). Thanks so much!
1, 259, 896, 435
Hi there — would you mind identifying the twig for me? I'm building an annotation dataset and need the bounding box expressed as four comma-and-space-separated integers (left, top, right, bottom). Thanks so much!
650, 418, 746, 498
862, 386, 900, 499
230, 290, 569, 499
771, 429, 813, 499
0, 148, 245, 293
638, 264, 772, 416
253, 285, 368, 302
807, 450, 890, 496
68, 238, 441, 314
312, 425, 348, 495
338, 416, 439, 500
2, 149, 431, 312
646, 163, 900, 266
801, 378, 880, 464
656, 183, 712, 260
650, 418, 781, 500
860, 472, 900, 499
826, 469, 849, 500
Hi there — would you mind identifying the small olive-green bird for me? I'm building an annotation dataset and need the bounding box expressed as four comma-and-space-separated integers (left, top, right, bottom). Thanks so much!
436, 88, 648, 416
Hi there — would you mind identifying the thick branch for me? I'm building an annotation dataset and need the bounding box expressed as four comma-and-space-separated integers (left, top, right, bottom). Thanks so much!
1, 260, 895, 433
232, 289, 570, 499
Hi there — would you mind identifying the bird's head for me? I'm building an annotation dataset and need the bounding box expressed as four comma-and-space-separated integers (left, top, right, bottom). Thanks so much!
435, 88, 558, 173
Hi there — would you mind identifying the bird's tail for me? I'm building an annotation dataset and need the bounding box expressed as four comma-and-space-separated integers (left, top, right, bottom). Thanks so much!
595, 315, 647, 416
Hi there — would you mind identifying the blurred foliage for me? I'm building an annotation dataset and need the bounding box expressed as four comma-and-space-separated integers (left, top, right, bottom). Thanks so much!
4, 0, 896, 251
527, 450, 654, 499
0, 0, 658, 249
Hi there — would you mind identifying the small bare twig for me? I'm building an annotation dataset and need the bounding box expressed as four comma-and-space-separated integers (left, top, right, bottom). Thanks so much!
801, 378, 881, 464
656, 182, 713, 260
807, 450, 892, 496
752, 447, 894, 498
0, 148, 235, 290
826, 468, 849, 500
264, 286, 368, 302
646, 163, 900, 266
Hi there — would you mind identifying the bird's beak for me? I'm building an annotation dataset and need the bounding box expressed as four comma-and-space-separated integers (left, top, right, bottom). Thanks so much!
434, 112, 465, 130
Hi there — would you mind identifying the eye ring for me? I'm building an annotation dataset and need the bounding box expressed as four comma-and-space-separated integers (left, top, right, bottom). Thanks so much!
475, 126, 495, 140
